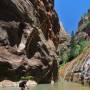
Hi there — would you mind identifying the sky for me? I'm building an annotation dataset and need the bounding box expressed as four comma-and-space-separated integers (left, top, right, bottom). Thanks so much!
55, 0, 90, 35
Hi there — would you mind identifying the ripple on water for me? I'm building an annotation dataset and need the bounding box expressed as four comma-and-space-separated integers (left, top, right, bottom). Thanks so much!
0, 81, 90, 90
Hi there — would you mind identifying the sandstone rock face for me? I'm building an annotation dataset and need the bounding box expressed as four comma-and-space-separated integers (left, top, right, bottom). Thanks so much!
60, 46, 90, 86
59, 10, 90, 86
77, 10, 90, 40
0, 0, 64, 84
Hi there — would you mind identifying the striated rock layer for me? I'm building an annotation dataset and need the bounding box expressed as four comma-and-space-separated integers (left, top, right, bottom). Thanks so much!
0, 0, 66, 84
60, 45, 90, 86
60, 11, 90, 86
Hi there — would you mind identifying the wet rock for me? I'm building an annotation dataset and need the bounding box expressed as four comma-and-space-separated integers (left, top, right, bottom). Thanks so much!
26, 80, 37, 86
0, 80, 18, 87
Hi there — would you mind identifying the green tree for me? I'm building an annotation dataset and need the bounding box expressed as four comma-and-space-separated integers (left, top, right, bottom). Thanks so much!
61, 52, 69, 64
70, 31, 76, 47
69, 44, 81, 60
79, 39, 88, 52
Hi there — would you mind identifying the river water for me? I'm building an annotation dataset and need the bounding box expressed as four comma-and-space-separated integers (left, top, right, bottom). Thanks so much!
0, 80, 90, 90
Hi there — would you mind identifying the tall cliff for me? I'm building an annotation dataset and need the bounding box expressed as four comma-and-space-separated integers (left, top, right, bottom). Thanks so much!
60, 10, 90, 86
0, 0, 67, 84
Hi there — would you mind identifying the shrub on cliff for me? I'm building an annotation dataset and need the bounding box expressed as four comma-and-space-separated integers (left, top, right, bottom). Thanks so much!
59, 38, 89, 65
69, 39, 89, 61
21, 76, 34, 80
61, 52, 69, 64
79, 39, 89, 52
69, 44, 81, 60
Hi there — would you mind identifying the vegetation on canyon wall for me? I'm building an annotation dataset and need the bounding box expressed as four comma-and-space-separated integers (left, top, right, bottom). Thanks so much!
59, 32, 89, 66
59, 10, 90, 66
0, 0, 90, 87
59, 10, 90, 86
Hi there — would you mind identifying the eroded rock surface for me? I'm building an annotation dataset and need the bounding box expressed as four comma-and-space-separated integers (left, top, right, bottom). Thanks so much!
0, 0, 64, 84
60, 44, 90, 86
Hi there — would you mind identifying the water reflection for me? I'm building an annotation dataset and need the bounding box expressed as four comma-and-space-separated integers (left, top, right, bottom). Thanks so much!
0, 80, 90, 90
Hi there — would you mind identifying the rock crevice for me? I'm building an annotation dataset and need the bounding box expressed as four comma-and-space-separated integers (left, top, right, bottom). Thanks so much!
0, 0, 64, 83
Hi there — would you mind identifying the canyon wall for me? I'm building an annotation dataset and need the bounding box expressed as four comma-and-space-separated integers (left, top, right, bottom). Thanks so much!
0, 0, 68, 84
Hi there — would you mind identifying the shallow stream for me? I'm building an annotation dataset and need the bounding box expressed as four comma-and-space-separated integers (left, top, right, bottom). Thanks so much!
0, 80, 90, 90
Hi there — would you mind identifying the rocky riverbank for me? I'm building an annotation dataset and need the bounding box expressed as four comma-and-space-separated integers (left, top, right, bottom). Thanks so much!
0, 80, 37, 87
